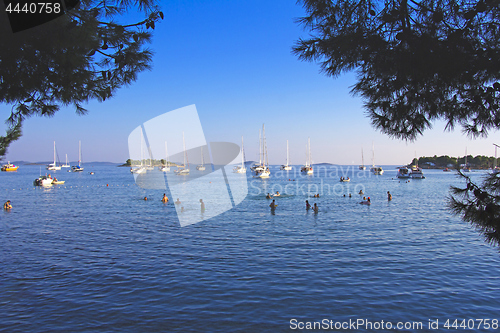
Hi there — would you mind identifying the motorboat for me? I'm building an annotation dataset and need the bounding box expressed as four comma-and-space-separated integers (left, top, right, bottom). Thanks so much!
410, 165, 425, 179
1, 161, 18, 172
396, 167, 410, 178
34, 175, 53, 186
340, 177, 350, 182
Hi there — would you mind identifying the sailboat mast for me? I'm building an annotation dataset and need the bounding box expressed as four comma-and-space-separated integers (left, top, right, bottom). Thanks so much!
263, 124, 268, 167
361, 148, 364, 166
53, 141, 56, 166
79, 140, 82, 165
241, 136, 245, 168
259, 129, 262, 165
286, 140, 289, 166
183, 132, 187, 167
165, 141, 168, 165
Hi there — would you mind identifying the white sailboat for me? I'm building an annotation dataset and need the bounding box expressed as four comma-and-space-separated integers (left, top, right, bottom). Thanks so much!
370, 142, 383, 175
359, 149, 366, 170
463, 147, 471, 172
160, 141, 170, 172
175, 132, 190, 175
300, 137, 313, 175
196, 147, 206, 171
253, 124, 270, 178
47, 141, 62, 170
280, 140, 292, 171
62, 154, 70, 168
234, 136, 247, 173
131, 128, 146, 174
72, 141, 84, 172
145, 146, 155, 170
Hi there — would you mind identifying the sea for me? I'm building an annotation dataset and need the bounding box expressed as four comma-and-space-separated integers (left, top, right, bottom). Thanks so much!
1, 164, 499, 332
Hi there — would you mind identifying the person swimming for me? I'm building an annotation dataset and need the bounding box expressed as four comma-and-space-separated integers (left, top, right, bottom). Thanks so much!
3, 200, 12, 210
266, 193, 272, 199
305, 200, 311, 210
274, 191, 280, 197
387, 191, 392, 201
313, 203, 319, 213
175, 198, 181, 205
162, 194, 169, 203
360, 197, 371, 205
144, 196, 148, 201
359, 190, 364, 195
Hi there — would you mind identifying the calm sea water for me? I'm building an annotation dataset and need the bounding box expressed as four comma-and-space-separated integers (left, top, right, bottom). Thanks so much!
1, 164, 499, 332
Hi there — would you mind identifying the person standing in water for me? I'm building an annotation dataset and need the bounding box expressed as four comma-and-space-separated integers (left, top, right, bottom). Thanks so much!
200, 199, 205, 213
387, 191, 392, 201
162, 194, 169, 203
270, 199, 277, 210
3, 200, 12, 210
305, 200, 311, 210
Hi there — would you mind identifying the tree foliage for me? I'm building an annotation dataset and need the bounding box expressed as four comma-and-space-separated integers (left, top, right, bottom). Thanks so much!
294, 0, 500, 140
0, 0, 163, 159
449, 170, 500, 246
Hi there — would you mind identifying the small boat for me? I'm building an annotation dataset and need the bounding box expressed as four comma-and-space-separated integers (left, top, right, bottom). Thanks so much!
72, 141, 84, 172
300, 137, 313, 175
52, 180, 65, 184
234, 136, 247, 173
175, 132, 190, 175
1, 161, 19, 172
463, 147, 471, 172
409, 165, 425, 179
340, 177, 350, 182
443, 168, 451, 172
34, 175, 53, 186
280, 140, 292, 171
253, 125, 271, 178
47, 141, 62, 170
396, 167, 410, 178
196, 146, 206, 171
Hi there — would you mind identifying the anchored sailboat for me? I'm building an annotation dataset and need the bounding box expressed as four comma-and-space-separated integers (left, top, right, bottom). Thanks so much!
175, 132, 190, 175
280, 140, 292, 171
160, 141, 170, 172
234, 136, 247, 173
72, 141, 84, 172
300, 137, 313, 175
196, 146, 206, 171
47, 141, 61, 170
253, 124, 270, 178
359, 148, 366, 170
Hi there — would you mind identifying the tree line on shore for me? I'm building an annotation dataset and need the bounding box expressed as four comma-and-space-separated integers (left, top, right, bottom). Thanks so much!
410, 155, 500, 169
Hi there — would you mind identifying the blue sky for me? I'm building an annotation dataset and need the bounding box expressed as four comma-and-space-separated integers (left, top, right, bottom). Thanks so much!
2, 0, 499, 164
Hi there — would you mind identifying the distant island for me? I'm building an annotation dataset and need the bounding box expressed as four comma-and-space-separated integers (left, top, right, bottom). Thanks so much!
408, 155, 499, 169
120, 159, 179, 167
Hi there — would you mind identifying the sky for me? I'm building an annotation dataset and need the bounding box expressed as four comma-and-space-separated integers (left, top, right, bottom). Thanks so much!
2, 0, 499, 165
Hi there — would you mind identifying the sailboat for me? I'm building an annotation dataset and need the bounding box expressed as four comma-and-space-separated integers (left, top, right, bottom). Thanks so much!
160, 141, 170, 172
175, 132, 190, 175
47, 141, 62, 170
72, 141, 84, 172
131, 128, 146, 174
359, 149, 366, 170
196, 147, 206, 171
280, 140, 292, 171
145, 146, 155, 170
233, 136, 247, 173
253, 124, 270, 178
300, 137, 313, 175
463, 147, 471, 172
370, 142, 383, 175
62, 154, 70, 168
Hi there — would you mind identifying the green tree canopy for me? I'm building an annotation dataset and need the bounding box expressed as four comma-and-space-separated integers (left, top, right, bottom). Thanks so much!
0, 0, 163, 158
294, 0, 499, 140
